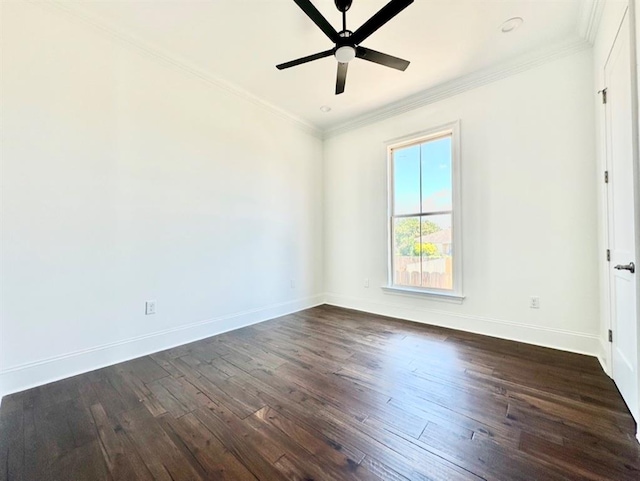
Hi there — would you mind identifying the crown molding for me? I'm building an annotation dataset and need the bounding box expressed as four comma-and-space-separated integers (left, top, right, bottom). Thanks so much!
578, 0, 605, 45
35, 1, 323, 139
323, 37, 591, 139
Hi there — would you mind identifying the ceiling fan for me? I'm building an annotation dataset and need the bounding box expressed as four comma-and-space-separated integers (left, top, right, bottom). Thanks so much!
277, 0, 414, 95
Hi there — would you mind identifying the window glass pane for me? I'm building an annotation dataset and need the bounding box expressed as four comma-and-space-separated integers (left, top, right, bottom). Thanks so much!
419, 214, 453, 290
392, 216, 422, 288
421, 136, 452, 213
393, 145, 421, 215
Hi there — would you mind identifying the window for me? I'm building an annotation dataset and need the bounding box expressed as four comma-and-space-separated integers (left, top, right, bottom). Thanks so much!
387, 121, 462, 299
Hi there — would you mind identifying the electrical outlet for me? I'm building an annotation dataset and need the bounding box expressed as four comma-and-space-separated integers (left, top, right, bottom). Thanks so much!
145, 300, 156, 315
290, 279, 295, 289
364, 278, 370, 288
530, 296, 540, 309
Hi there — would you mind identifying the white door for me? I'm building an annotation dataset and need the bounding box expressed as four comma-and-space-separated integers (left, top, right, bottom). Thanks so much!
606, 9, 639, 422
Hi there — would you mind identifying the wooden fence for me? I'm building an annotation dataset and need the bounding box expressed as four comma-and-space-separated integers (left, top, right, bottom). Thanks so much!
394, 256, 453, 290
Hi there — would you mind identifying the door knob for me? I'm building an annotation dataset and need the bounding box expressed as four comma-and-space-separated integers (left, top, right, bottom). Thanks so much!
614, 262, 635, 274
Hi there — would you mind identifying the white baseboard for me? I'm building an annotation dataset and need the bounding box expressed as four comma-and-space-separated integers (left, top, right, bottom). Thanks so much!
0, 294, 325, 402
324, 293, 601, 358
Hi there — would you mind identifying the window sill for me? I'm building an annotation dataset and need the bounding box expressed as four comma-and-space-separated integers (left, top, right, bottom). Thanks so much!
381, 285, 465, 304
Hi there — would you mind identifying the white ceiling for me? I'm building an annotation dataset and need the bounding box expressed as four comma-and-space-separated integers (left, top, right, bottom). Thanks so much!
57, 1, 587, 131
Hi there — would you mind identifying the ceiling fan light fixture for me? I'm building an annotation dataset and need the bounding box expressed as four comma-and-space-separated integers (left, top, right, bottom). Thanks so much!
335, 46, 356, 63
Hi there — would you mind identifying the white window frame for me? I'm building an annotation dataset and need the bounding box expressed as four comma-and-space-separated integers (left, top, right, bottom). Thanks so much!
384, 120, 464, 301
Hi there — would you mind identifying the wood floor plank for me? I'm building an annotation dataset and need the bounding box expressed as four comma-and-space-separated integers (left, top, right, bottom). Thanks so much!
192, 406, 285, 480
238, 367, 482, 480
519, 431, 640, 481
48, 440, 111, 481
90, 403, 155, 481
160, 412, 259, 481
0, 407, 24, 481
1, 305, 638, 480
253, 406, 364, 469
117, 407, 201, 481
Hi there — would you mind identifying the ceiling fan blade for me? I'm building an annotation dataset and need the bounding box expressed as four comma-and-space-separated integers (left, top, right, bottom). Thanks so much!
336, 62, 348, 94
350, 0, 413, 45
356, 47, 410, 71
277, 49, 334, 70
293, 0, 340, 43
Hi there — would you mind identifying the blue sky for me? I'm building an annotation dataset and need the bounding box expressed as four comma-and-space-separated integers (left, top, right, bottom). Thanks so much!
393, 136, 452, 228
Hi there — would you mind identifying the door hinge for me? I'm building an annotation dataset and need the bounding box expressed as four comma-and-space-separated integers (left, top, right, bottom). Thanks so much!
607, 249, 611, 262
600, 88, 608, 104
604, 170, 609, 183
608, 329, 613, 343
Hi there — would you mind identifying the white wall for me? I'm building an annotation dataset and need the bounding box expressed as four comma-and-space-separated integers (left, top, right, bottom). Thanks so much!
0, 2, 324, 398
323, 49, 601, 355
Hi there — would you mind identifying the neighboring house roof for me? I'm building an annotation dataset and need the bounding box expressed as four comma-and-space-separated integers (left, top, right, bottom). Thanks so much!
417, 228, 452, 244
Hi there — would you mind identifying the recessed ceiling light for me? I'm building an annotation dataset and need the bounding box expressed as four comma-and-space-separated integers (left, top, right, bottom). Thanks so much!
320, 105, 332, 113
501, 17, 523, 33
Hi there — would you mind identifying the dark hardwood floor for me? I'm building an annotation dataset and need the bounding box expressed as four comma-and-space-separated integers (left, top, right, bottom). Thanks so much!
1, 305, 639, 480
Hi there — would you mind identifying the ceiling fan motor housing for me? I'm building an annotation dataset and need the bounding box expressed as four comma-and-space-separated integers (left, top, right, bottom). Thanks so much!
335, 0, 353, 13
337, 30, 354, 47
